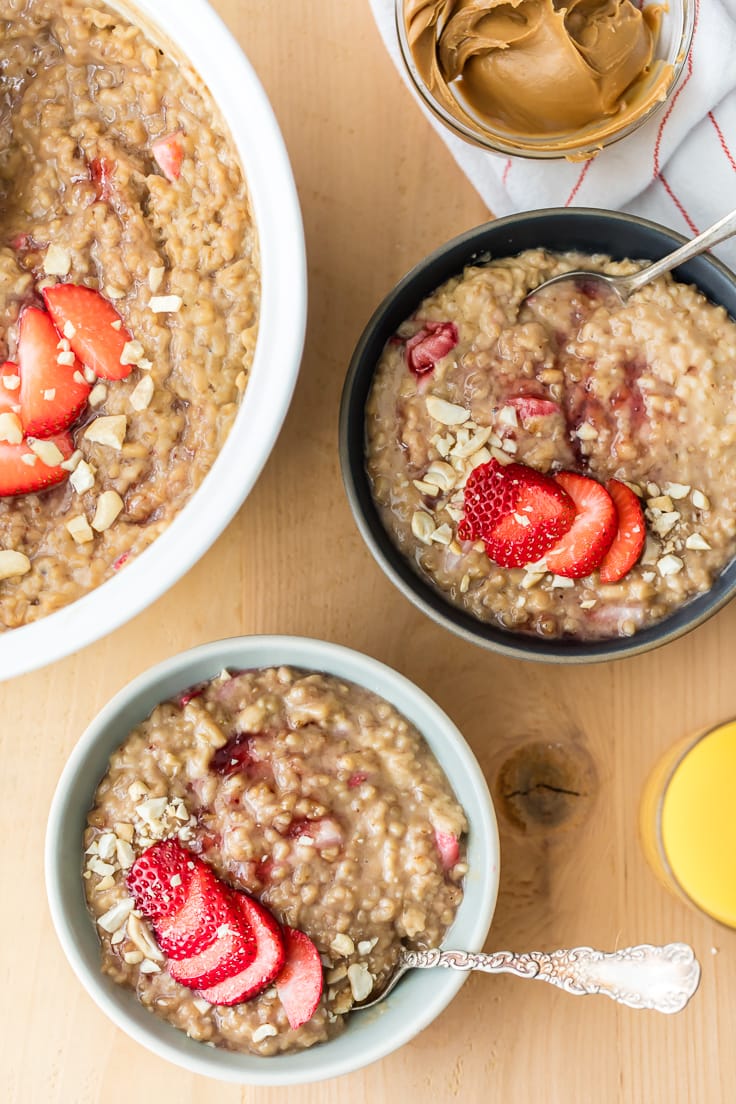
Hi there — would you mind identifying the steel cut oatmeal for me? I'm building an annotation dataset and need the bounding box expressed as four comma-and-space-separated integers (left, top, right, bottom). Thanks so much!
0, 0, 259, 628
83, 667, 467, 1054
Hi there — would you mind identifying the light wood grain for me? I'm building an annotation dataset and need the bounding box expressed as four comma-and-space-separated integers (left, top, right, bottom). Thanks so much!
2, 1, 734, 1101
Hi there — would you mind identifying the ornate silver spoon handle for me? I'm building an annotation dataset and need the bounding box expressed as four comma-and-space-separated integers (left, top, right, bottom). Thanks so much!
401, 942, 700, 1014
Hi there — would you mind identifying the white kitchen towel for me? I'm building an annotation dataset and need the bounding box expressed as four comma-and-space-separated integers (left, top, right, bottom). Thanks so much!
370, 0, 736, 268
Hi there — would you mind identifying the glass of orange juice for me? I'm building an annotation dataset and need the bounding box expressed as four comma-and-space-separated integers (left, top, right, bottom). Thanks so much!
641, 719, 736, 928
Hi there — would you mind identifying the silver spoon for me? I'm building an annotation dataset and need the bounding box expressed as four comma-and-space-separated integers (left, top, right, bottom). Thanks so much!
355, 941, 700, 1015
525, 206, 736, 305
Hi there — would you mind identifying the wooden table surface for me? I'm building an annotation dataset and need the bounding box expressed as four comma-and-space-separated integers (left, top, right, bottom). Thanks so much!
3, 1, 734, 1101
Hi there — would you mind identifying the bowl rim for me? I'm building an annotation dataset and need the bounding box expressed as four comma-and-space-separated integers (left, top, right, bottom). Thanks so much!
0, 0, 307, 682
392, 0, 695, 159
339, 207, 736, 664
45, 634, 500, 1085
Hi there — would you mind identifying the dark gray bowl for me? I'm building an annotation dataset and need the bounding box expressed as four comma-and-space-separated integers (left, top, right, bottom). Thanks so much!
339, 208, 736, 664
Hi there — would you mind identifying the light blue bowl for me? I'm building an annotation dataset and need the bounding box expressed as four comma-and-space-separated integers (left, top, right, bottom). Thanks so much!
45, 636, 499, 1085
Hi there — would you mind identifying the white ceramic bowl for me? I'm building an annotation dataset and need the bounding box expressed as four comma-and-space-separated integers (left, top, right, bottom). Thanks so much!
0, 1, 306, 681
45, 635, 499, 1085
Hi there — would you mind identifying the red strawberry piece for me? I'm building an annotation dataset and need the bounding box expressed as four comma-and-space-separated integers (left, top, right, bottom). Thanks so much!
459, 459, 576, 569
0, 362, 21, 416
434, 829, 460, 871
197, 893, 286, 1006
405, 321, 458, 376
17, 307, 90, 437
42, 284, 134, 382
169, 889, 257, 989
0, 431, 73, 497
154, 863, 234, 961
507, 395, 560, 421
545, 472, 618, 579
275, 927, 324, 1030
126, 839, 195, 923
151, 133, 184, 182
347, 771, 368, 788
598, 479, 646, 584
89, 157, 115, 202
286, 816, 343, 850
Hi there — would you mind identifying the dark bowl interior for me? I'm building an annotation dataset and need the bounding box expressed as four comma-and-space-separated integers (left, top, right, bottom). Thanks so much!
339, 208, 736, 663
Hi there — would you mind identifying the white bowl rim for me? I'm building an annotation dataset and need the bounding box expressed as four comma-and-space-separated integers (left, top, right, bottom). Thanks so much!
0, 0, 306, 682
45, 634, 500, 1085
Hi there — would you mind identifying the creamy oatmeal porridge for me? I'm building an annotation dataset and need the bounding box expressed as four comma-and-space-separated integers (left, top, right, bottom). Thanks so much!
83, 667, 467, 1055
366, 249, 736, 640
0, 0, 259, 629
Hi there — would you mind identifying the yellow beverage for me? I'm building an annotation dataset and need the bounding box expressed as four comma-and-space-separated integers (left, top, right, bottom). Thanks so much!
641, 720, 736, 928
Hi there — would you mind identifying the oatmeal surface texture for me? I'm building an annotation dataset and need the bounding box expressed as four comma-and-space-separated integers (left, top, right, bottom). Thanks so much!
0, 0, 259, 627
366, 249, 736, 640
84, 667, 467, 1055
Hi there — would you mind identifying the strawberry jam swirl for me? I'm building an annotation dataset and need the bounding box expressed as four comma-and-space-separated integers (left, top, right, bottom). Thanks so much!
365, 248, 736, 641
83, 666, 467, 1055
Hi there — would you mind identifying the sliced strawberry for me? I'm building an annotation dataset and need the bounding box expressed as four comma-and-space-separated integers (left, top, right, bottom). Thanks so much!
89, 156, 115, 202
507, 395, 560, 421
275, 927, 324, 1030
126, 839, 195, 923
169, 889, 256, 989
545, 472, 618, 579
210, 731, 270, 780
598, 479, 646, 584
434, 829, 460, 871
42, 284, 133, 381
0, 431, 73, 497
151, 133, 184, 181
17, 308, 90, 437
405, 321, 458, 376
197, 893, 285, 1006
154, 863, 233, 960
459, 459, 575, 568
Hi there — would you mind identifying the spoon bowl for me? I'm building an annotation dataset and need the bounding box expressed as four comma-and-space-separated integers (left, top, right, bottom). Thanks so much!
526, 206, 736, 305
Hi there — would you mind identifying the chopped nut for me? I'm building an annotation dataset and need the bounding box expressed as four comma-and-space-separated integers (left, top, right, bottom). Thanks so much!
691, 489, 710, 511
496, 405, 518, 428
647, 495, 674, 513
520, 571, 545, 590
326, 964, 348, 983
128, 781, 149, 801
331, 933, 355, 957
129, 375, 154, 411
451, 426, 493, 458
95, 875, 115, 892
57, 351, 76, 367
192, 998, 211, 1014
651, 511, 679, 537
423, 461, 456, 491
83, 365, 97, 384
459, 572, 470, 593
657, 554, 684, 577
412, 479, 440, 497
430, 523, 453, 545
28, 438, 64, 466
641, 571, 656, 583
110, 319, 123, 331
513, 512, 530, 527
127, 913, 163, 961
139, 959, 161, 974
87, 858, 115, 877
425, 395, 469, 426
104, 285, 125, 300
252, 1024, 278, 1043
136, 796, 168, 824
91, 490, 124, 532
97, 833, 117, 861
70, 460, 96, 495
115, 838, 135, 870
120, 340, 145, 366
149, 294, 183, 314
97, 897, 135, 933
115, 822, 134, 842
411, 511, 435, 544
575, 423, 598, 441
88, 383, 108, 407
60, 449, 83, 472
550, 575, 575, 588
501, 437, 517, 455
84, 414, 126, 449
663, 482, 691, 500
685, 533, 712, 551
43, 244, 71, 276
56, 338, 70, 352
123, 951, 144, 965
66, 515, 94, 544
0, 412, 23, 444
3, 373, 19, 391
357, 938, 378, 955
347, 962, 373, 1002
620, 480, 642, 497
138, 357, 153, 372
62, 320, 77, 339
0, 549, 30, 582
148, 265, 165, 293
579, 599, 596, 610
489, 446, 513, 467
646, 482, 661, 498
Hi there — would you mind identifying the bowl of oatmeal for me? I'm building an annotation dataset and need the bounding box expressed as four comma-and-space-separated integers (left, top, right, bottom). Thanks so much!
45, 635, 499, 1084
0, 0, 306, 679
340, 209, 736, 663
